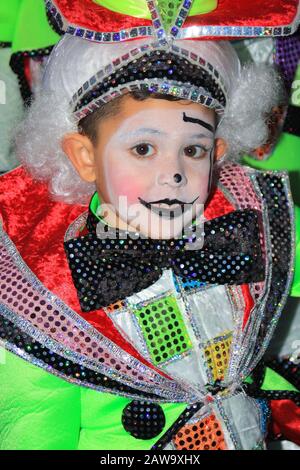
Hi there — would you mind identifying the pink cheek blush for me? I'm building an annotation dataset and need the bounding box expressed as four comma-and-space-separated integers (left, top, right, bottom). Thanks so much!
109, 174, 145, 205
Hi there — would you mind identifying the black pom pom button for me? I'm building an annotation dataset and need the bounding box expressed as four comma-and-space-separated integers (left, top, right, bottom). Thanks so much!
122, 400, 166, 440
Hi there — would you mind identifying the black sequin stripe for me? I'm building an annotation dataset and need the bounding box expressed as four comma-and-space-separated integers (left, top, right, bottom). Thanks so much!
266, 357, 300, 391
75, 50, 226, 112
0, 311, 163, 401
0, 42, 11, 48
245, 361, 300, 407
283, 104, 300, 137
10, 46, 54, 102
248, 388, 300, 406
46, 9, 65, 36
151, 402, 204, 450
253, 174, 292, 354
250, 359, 266, 390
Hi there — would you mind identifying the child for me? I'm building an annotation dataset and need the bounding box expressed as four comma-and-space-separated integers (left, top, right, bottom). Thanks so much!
0, 0, 298, 451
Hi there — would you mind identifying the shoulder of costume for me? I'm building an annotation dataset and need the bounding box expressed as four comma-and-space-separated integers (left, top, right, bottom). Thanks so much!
0, 165, 195, 403
212, 162, 295, 382
0, 165, 85, 245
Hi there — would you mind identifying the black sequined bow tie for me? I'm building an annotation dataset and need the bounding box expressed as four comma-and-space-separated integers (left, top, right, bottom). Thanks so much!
64, 209, 265, 312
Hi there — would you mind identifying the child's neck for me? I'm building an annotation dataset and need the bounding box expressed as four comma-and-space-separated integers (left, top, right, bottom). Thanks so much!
99, 206, 139, 233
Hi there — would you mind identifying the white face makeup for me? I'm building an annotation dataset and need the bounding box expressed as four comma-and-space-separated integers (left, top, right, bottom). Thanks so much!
94, 97, 216, 239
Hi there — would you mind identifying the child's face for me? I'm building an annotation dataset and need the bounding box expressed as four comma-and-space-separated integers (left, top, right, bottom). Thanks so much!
64, 95, 226, 239
93, 96, 217, 238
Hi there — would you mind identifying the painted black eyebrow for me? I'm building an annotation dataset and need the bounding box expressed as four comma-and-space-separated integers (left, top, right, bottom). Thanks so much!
183, 112, 215, 133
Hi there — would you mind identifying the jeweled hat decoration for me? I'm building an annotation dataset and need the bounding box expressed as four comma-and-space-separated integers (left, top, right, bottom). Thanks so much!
71, 39, 229, 121
45, 0, 300, 42
44, 0, 300, 122
43, 34, 240, 123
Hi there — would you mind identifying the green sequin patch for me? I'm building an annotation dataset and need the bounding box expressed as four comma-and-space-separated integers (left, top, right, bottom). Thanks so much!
157, 0, 183, 30
133, 294, 192, 366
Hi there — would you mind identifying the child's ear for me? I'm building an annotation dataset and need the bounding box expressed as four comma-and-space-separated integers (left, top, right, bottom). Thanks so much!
214, 137, 228, 161
61, 133, 96, 183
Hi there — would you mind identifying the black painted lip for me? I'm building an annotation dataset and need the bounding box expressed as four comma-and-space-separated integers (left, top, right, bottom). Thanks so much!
138, 196, 199, 219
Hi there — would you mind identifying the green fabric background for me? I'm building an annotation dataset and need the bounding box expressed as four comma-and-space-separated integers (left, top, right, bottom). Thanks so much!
0, 348, 186, 450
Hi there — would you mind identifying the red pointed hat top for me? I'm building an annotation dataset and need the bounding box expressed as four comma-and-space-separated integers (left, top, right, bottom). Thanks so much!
45, 0, 300, 43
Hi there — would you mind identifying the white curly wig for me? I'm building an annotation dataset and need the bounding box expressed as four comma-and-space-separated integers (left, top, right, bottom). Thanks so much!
16, 35, 285, 204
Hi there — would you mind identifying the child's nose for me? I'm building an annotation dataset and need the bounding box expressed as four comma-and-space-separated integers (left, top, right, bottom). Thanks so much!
156, 171, 187, 187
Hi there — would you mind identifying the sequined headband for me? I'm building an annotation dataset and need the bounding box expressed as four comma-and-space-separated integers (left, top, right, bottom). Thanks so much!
71, 40, 227, 122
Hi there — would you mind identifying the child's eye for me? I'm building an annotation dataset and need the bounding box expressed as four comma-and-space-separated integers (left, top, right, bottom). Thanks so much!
131, 143, 155, 157
184, 145, 208, 159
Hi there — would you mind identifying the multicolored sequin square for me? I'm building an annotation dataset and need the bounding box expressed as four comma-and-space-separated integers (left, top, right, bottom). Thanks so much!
173, 414, 227, 450
203, 332, 233, 382
133, 295, 192, 366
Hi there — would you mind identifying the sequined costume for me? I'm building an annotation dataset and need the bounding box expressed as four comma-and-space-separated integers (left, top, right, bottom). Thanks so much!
0, 160, 296, 450
0, 0, 300, 451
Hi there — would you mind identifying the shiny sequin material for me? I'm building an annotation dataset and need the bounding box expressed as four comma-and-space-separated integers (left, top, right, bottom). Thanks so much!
156, 0, 183, 30
0, 163, 295, 449
173, 414, 226, 450
106, 299, 126, 313
0, 304, 162, 401
10, 47, 54, 102
71, 42, 227, 120
74, 50, 226, 113
74, 75, 224, 122
46, 2, 65, 35
45, 1, 68, 34
46, 0, 194, 43
177, 25, 295, 39
65, 208, 265, 312
152, 386, 276, 450
0, 230, 193, 403
67, 24, 152, 43
152, 402, 204, 450
253, 389, 300, 406
62, 24, 297, 43
224, 169, 293, 383
266, 356, 300, 391
218, 165, 294, 383
256, 399, 271, 437
245, 361, 300, 406
275, 33, 300, 92
133, 295, 192, 366
122, 400, 166, 439
241, 173, 294, 377
173, 274, 206, 292
204, 332, 233, 382
45, 0, 299, 43
217, 163, 265, 302
147, 0, 192, 39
